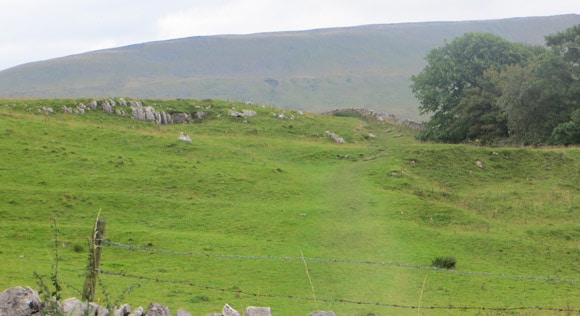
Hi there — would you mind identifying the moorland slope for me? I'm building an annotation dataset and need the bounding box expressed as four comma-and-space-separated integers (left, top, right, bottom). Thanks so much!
1, 14, 579, 120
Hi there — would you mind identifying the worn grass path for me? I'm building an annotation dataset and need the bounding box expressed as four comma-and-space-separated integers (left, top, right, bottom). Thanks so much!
290, 155, 425, 314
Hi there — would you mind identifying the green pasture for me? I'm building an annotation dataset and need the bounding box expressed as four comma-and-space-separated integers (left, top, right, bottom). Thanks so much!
0, 99, 578, 315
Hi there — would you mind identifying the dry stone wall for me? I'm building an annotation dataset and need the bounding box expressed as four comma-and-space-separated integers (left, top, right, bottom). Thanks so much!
0, 286, 335, 316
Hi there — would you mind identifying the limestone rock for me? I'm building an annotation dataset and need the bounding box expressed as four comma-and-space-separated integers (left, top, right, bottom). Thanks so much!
102, 102, 113, 114
222, 303, 240, 316
0, 286, 42, 316
115, 303, 131, 316
173, 307, 192, 316
244, 306, 271, 315
145, 302, 170, 316
178, 132, 192, 142
129, 306, 144, 316
171, 112, 190, 123
308, 312, 336, 316
62, 297, 102, 316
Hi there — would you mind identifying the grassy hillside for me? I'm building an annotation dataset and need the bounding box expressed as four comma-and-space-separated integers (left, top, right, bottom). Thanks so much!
1, 14, 580, 120
0, 98, 578, 315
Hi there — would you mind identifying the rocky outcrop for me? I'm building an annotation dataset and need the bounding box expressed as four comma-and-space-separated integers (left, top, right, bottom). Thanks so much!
324, 108, 422, 130
229, 109, 257, 117
325, 131, 344, 144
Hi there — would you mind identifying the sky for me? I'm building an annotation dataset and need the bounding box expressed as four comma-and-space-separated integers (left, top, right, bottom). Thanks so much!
0, 0, 578, 71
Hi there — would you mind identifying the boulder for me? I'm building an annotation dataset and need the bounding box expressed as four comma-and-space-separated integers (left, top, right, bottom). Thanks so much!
115, 303, 132, 316
131, 106, 146, 120
222, 303, 240, 316
145, 302, 170, 316
244, 306, 271, 315
174, 307, 192, 316
144, 106, 157, 121
62, 297, 103, 316
102, 102, 113, 114
308, 312, 336, 316
171, 112, 190, 123
129, 306, 144, 316
0, 286, 42, 316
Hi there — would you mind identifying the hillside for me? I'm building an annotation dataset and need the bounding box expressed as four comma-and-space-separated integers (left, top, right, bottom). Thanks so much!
0, 98, 578, 315
1, 14, 580, 120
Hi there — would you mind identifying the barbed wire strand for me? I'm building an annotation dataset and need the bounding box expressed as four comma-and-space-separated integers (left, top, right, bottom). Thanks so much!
100, 240, 580, 283
98, 270, 579, 313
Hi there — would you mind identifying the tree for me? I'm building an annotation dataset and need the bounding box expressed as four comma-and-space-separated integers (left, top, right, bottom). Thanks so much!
411, 32, 536, 143
493, 25, 580, 145
545, 24, 580, 145
550, 109, 580, 145
546, 24, 580, 66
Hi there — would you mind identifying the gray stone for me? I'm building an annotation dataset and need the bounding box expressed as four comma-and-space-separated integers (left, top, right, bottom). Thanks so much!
129, 306, 144, 316
244, 306, 271, 316
102, 102, 113, 114
229, 109, 257, 117
308, 312, 336, 316
131, 106, 145, 120
62, 105, 73, 113
98, 305, 111, 316
145, 302, 170, 316
222, 303, 240, 316
173, 307, 192, 316
159, 111, 172, 124
115, 303, 131, 316
62, 297, 101, 316
144, 106, 156, 120
171, 112, 190, 123
0, 286, 42, 316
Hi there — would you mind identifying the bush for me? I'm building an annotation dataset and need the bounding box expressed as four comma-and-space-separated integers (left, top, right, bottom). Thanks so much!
431, 256, 456, 269
72, 243, 84, 253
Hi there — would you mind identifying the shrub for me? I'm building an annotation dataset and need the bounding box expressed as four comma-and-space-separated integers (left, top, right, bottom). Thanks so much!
431, 256, 456, 269
72, 243, 84, 253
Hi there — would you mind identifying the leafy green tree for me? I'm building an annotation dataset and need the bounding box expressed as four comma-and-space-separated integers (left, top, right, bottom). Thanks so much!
493, 25, 580, 145
493, 54, 567, 145
546, 24, 580, 66
550, 109, 580, 145
545, 24, 580, 145
411, 32, 535, 143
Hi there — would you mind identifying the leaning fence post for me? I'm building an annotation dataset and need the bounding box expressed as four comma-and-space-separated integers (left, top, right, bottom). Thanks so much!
82, 216, 106, 302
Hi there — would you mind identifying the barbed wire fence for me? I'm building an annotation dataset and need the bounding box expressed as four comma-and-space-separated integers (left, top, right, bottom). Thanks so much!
96, 239, 580, 313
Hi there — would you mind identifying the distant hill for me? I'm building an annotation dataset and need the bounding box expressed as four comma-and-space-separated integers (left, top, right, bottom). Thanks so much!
1, 14, 579, 119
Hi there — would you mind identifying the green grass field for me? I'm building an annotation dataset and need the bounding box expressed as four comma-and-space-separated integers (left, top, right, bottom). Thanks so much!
0, 99, 578, 315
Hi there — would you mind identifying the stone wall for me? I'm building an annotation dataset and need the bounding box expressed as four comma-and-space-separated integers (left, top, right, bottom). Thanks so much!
0, 286, 335, 316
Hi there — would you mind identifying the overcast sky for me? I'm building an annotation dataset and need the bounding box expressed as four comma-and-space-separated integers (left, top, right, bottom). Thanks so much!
0, 0, 578, 71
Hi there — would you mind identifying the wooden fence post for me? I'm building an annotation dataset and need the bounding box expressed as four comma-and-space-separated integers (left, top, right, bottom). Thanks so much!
82, 216, 106, 302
